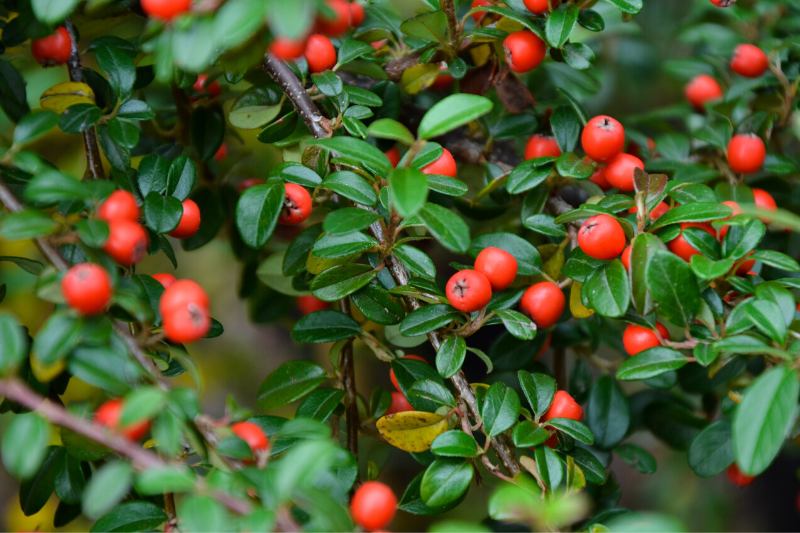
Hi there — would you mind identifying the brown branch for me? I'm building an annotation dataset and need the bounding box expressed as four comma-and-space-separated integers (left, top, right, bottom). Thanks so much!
262, 54, 332, 138
442, 0, 461, 55
64, 20, 104, 181
338, 300, 359, 460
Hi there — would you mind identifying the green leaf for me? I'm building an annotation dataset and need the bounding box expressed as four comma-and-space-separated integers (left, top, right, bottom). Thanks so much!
390, 167, 428, 217
630, 232, 665, 315
143, 192, 182, 233
134, 466, 195, 495
2, 413, 49, 479
296, 388, 344, 422
534, 446, 564, 490
742, 299, 786, 343
310, 264, 376, 301
512, 421, 550, 447
752, 250, 800, 272
550, 105, 580, 152
33, 312, 82, 365
274, 163, 322, 187
518, 371, 556, 417
258, 361, 327, 409
733, 365, 799, 476
417, 203, 470, 253
177, 496, 228, 533
229, 104, 282, 129
322, 171, 377, 206
616, 347, 688, 381
495, 309, 537, 340
431, 431, 479, 458
19, 446, 61, 516
615, 443, 656, 474
310, 137, 391, 177
408, 380, 455, 408
166, 156, 197, 200
350, 285, 405, 325
0, 313, 27, 374
400, 10, 448, 43
555, 152, 593, 179
25, 170, 90, 204
481, 382, 521, 437
586, 375, 629, 449
723, 219, 765, 260
646, 250, 700, 327
120, 387, 166, 426
547, 418, 594, 445
688, 420, 733, 477
545, 5, 579, 48
436, 336, 467, 379
605, 0, 643, 14
312, 231, 377, 259
583, 260, 630, 318
322, 208, 380, 234
368, 118, 415, 145
563, 42, 595, 70
14, 110, 58, 145
0, 210, 57, 240
91, 501, 167, 533
59, 104, 102, 133
650, 202, 732, 230
418, 94, 493, 140
94, 42, 135, 98
394, 245, 436, 280
0, 59, 31, 122
506, 160, 551, 194
76, 219, 109, 248
235, 181, 284, 248
292, 310, 360, 343
399, 304, 460, 337
420, 459, 473, 507
689, 255, 735, 280
82, 461, 132, 519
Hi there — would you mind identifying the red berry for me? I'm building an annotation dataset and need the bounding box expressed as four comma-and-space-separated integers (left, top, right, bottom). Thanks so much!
62, 263, 112, 315
503, 31, 547, 73
752, 188, 777, 211
422, 148, 457, 177
520, 281, 565, 329
160, 279, 209, 313
350, 481, 397, 531
629, 201, 669, 221
474, 247, 518, 291
524, 135, 561, 160
95, 399, 151, 441
622, 323, 668, 356
385, 146, 401, 168
103, 219, 149, 266
471, 0, 491, 22
98, 190, 140, 223
543, 390, 583, 421
581, 116, 625, 162
279, 183, 313, 225
590, 167, 610, 190
577, 214, 626, 260
231, 421, 270, 453
685, 74, 723, 110
390, 355, 427, 392
141, 0, 192, 20
524, 0, 559, 14
160, 280, 211, 344
304, 34, 337, 73
214, 143, 228, 162
718, 200, 741, 239
621, 244, 632, 271
431, 66, 455, 91
668, 223, 716, 262
727, 134, 766, 174
710, 0, 735, 6
734, 257, 756, 276
296, 295, 329, 315
317, 0, 351, 37
350, 1, 365, 26
387, 391, 414, 414
152, 273, 177, 288
193, 74, 221, 97
604, 153, 643, 192
270, 37, 307, 60
731, 44, 769, 78
31, 27, 72, 66
169, 199, 201, 239
445, 269, 492, 313
726, 464, 755, 486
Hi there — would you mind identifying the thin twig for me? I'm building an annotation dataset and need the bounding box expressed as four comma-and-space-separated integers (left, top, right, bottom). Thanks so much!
262, 54, 332, 138
338, 299, 359, 461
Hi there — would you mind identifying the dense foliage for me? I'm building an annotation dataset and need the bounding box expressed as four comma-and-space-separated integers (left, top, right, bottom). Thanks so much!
0, 0, 799, 531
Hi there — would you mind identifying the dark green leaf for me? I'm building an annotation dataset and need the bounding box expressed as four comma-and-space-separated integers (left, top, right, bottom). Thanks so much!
586, 375, 629, 449
518, 371, 556, 417
417, 203, 470, 253
2, 413, 49, 479
399, 304, 459, 337
584, 260, 630, 318
481, 382, 521, 437
646, 250, 700, 327
435, 336, 466, 379
420, 459, 473, 507
258, 361, 327, 409
91, 501, 167, 532
291, 310, 360, 343
688, 420, 733, 477
390, 167, 428, 217
311, 264, 376, 301
616, 347, 688, 380
235, 181, 283, 248
430, 431, 479, 458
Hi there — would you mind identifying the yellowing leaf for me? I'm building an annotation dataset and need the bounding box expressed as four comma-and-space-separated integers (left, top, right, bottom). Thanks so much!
541, 244, 566, 280
469, 44, 492, 67
376, 411, 448, 452
30, 353, 65, 383
401, 64, 440, 95
40, 82, 96, 113
570, 282, 594, 319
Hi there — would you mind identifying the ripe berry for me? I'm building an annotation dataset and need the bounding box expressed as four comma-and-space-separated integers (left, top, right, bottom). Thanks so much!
304, 34, 337, 73
474, 247, 518, 291
152, 273, 176, 288
31, 27, 72, 66
141, 0, 192, 20
668, 223, 716, 262
622, 323, 669, 356
471, 0, 491, 23
385, 146, 401, 168
446, 269, 492, 313
62, 263, 112, 315
629, 201, 670, 221
390, 355, 427, 392
231, 421, 270, 454
604, 153, 643, 192
279, 183, 313, 225
422, 148, 457, 177
98, 190, 139, 223
734, 256, 756, 276
193, 74, 221, 97
590, 167, 610, 190
543, 390, 583, 421
387, 391, 414, 414
160, 279, 211, 343
270, 37, 307, 60
727, 134, 766, 174
431, 64, 455, 91
524, 135, 561, 160
621, 244, 632, 270
350, 2, 365, 26
503, 31, 547, 73
520, 282, 564, 329
317, 0, 351, 37
296, 295, 329, 315
160, 279, 209, 313
169, 199, 201, 239
710, 0, 735, 6
577, 214, 626, 260
581, 116, 625, 162
524, 0, 559, 13
718, 200, 741, 239
726, 464, 755, 487
731, 44, 769, 78
104, 219, 149, 266
752, 188, 777, 211
350, 481, 397, 531
95, 398, 151, 441
214, 143, 228, 162
685, 74, 723, 110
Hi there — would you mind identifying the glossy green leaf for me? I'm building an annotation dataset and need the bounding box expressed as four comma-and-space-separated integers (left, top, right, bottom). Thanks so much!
430, 430, 479, 458
258, 361, 327, 409
646, 250, 700, 327
235, 181, 283, 248
616, 347, 688, 380
420, 459, 473, 507
291, 310, 360, 343
586, 375, 629, 449
518, 371, 556, 417
2, 413, 49, 479
584, 260, 630, 318
418, 94, 493, 139
390, 167, 428, 217
688, 420, 733, 477
435, 336, 467, 378
481, 382, 521, 437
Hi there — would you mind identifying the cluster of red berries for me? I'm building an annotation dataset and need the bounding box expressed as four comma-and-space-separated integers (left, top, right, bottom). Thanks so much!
445, 246, 518, 313
685, 43, 769, 110
350, 481, 397, 531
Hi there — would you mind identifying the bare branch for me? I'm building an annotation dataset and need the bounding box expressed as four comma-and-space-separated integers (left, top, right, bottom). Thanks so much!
262, 54, 332, 138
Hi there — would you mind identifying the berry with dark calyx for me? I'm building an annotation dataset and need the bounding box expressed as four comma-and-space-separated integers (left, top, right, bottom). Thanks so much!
231, 421, 270, 454
296, 295, 329, 315
103, 219, 149, 266
350, 481, 397, 531
387, 391, 414, 414
668, 223, 716, 262
604, 153, 643, 192
193, 74, 220, 97
581, 115, 626, 162
524, 0, 559, 14
98, 190, 140, 223
304, 34, 337, 73
62, 263, 112, 316
141, 0, 192, 20
577, 214, 626, 260
524, 135, 561, 160
169, 199, 201, 239
685, 74, 723, 110
474, 247, 518, 290
349, 1, 365, 26
727, 134, 766, 174
270, 37, 307, 60
152, 273, 177, 288
317, 0, 351, 37
95, 398, 151, 441
543, 390, 583, 421
279, 183, 313, 225
503, 31, 547, 73
160, 279, 211, 344
31, 27, 72, 66
623, 323, 669, 356
445, 270, 492, 313
731, 44, 769, 78
389, 355, 427, 392
421, 148, 457, 177
726, 464, 755, 486
520, 281, 565, 329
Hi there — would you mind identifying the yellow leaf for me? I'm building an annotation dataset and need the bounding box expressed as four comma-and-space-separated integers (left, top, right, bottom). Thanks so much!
305, 254, 350, 274
542, 246, 566, 281
469, 44, 493, 67
30, 353, 65, 383
570, 282, 594, 319
376, 411, 448, 452
40, 81, 96, 114
401, 64, 440, 95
